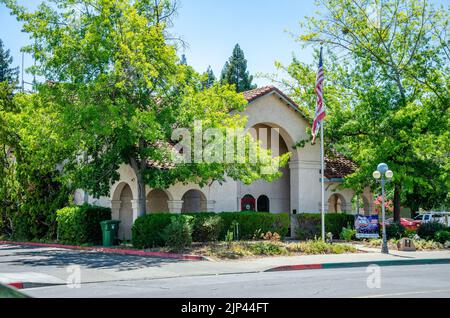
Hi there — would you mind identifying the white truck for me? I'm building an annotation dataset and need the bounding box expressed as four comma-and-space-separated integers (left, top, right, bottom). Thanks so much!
414, 212, 450, 227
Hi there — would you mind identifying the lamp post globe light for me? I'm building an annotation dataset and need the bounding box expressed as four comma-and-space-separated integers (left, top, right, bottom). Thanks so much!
373, 163, 394, 254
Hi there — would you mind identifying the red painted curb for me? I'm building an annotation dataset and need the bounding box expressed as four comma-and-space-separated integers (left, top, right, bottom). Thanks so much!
7, 282, 24, 289
0, 241, 205, 261
267, 264, 323, 272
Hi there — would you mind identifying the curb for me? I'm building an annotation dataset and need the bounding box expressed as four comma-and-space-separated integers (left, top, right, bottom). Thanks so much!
6, 282, 65, 290
0, 241, 206, 261
266, 258, 450, 272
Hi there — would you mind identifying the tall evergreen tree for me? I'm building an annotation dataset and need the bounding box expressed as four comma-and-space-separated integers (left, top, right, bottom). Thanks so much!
180, 54, 187, 65
220, 44, 256, 92
201, 65, 216, 89
0, 39, 19, 84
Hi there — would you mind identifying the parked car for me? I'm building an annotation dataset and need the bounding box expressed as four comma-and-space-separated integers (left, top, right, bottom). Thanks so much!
386, 217, 420, 230
414, 213, 450, 226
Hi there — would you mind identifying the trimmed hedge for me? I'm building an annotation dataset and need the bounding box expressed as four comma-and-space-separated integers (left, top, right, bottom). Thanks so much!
132, 212, 290, 249
218, 212, 289, 240
295, 213, 355, 240
56, 204, 111, 245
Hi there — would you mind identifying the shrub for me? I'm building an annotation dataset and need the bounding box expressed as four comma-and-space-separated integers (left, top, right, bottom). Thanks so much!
340, 227, 356, 241
161, 216, 193, 251
287, 239, 357, 254
417, 222, 446, 241
295, 213, 354, 240
56, 204, 111, 245
247, 241, 288, 256
188, 213, 222, 242
262, 231, 281, 241
386, 222, 406, 239
132, 213, 175, 248
218, 212, 289, 240
404, 228, 417, 239
434, 231, 450, 244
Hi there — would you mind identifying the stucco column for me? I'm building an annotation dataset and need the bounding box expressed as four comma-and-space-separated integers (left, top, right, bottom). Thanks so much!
110, 200, 121, 220
131, 200, 143, 222
206, 200, 216, 213
168, 200, 184, 214
290, 160, 322, 213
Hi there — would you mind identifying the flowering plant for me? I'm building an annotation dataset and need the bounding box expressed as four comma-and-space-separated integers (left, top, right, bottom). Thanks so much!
373, 196, 393, 214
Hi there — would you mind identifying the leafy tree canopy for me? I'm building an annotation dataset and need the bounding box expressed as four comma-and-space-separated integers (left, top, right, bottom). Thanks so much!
270, 0, 449, 215
1, 0, 288, 216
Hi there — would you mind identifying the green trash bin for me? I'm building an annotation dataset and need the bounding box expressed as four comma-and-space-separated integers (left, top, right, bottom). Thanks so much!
100, 220, 121, 247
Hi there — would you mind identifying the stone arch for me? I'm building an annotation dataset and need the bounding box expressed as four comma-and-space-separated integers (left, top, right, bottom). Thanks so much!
328, 193, 347, 213
111, 183, 133, 241
146, 189, 171, 213
239, 122, 293, 214
257, 195, 270, 212
181, 189, 207, 213
361, 195, 371, 215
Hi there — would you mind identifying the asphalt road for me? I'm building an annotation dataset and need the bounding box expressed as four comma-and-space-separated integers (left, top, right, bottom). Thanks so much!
24, 264, 450, 298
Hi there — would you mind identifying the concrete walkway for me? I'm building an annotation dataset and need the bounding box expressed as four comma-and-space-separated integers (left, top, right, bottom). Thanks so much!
1, 243, 449, 287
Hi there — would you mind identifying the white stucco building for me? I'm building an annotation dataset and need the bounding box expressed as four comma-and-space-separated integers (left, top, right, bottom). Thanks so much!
74, 86, 374, 240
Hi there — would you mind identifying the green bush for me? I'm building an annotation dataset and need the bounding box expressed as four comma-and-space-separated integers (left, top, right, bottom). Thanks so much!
132, 213, 175, 249
161, 216, 193, 251
218, 212, 289, 240
187, 213, 222, 242
247, 241, 288, 256
132, 212, 289, 248
417, 222, 446, 241
434, 231, 450, 244
386, 222, 406, 239
56, 204, 111, 245
340, 227, 356, 241
295, 213, 354, 240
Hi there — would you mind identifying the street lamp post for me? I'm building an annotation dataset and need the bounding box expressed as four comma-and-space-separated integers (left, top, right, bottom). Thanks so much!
373, 163, 394, 254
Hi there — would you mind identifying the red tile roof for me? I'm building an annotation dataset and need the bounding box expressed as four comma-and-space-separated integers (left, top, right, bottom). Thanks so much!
243, 86, 309, 121
324, 152, 357, 179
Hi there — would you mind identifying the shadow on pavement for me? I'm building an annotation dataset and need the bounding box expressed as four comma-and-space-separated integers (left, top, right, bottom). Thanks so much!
0, 245, 185, 271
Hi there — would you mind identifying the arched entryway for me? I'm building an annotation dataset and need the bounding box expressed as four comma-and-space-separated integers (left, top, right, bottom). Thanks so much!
117, 184, 133, 241
147, 189, 170, 213
328, 193, 347, 213
241, 194, 256, 211
257, 195, 270, 212
240, 123, 292, 213
181, 190, 207, 213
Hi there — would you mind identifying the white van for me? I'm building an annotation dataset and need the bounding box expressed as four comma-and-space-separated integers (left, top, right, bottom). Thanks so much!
414, 212, 450, 226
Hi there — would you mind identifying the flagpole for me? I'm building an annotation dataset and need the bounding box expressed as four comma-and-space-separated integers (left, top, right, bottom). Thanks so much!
321, 121, 325, 242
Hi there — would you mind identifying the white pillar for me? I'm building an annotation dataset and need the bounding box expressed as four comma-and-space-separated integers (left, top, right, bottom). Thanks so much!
168, 200, 184, 214
131, 200, 142, 222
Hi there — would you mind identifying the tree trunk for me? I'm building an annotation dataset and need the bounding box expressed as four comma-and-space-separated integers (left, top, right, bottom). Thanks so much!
393, 184, 401, 223
129, 156, 147, 217
136, 172, 147, 217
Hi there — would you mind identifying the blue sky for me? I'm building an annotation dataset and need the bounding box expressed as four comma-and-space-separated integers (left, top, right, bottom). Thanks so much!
0, 0, 448, 88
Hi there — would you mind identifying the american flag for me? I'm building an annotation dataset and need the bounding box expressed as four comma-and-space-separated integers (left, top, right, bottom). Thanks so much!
312, 47, 326, 144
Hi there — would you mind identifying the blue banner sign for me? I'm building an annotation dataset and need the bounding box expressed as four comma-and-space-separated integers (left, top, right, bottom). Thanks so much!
355, 215, 380, 239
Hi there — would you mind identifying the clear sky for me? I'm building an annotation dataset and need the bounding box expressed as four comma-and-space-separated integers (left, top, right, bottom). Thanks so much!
0, 0, 448, 88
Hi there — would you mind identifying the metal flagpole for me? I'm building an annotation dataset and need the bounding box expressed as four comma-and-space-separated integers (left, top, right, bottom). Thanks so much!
321, 121, 325, 241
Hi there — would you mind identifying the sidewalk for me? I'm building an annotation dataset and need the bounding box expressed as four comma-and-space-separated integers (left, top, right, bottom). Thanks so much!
1, 243, 449, 288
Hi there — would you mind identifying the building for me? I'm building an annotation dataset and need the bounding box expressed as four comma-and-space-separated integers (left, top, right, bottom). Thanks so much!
74, 86, 374, 240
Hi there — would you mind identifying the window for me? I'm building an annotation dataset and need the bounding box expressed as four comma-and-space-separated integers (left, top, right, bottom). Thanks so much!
257, 195, 270, 213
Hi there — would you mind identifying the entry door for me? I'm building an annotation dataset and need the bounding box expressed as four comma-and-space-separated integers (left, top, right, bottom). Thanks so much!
118, 185, 133, 241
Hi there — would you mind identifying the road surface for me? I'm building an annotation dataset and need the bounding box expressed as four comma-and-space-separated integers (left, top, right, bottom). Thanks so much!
24, 264, 450, 298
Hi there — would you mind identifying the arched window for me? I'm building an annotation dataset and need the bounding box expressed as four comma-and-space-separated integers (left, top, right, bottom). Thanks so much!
257, 195, 270, 212
181, 190, 207, 213
241, 194, 256, 212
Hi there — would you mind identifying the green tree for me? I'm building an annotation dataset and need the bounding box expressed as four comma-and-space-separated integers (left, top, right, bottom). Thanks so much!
273, 0, 449, 219
2, 0, 288, 219
201, 66, 216, 89
220, 44, 257, 92
0, 38, 19, 84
